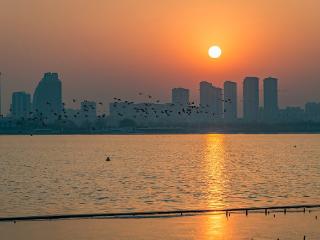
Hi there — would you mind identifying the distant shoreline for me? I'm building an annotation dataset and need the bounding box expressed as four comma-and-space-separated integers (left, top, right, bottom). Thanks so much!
2, 122, 320, 135
1, 129, 320, 135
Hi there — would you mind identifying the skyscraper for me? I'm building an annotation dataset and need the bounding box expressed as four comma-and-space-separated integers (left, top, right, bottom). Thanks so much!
200, 81, 223, 120
11, 91, 31, 119
33, 72, 62, 121
172, 88, 189, 106
263, 77, 278, 121
243, 77, 259, 121
224, 81, 237, 121
213, 87, 223, 119
200, 81, 213, 108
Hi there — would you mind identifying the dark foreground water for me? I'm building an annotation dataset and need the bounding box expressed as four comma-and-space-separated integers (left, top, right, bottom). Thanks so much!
0, 134, 319, 217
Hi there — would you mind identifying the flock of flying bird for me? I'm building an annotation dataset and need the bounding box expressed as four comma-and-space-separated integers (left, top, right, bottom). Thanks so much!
8, 91, 233, 128
10, 98, 105, 128
112, 93, 232, 119
111, 92, 232, 120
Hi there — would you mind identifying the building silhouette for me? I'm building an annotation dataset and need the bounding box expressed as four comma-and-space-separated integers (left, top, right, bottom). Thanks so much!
172, 88, 189, 106
279, 106, 304, 122
65, 108, 80, 125
213, 87, 223, 119
11, 91, 31, 119
305, 102, 320, 121
200, 81, 223, 121
243, 77, 259, 121
263, 77, 278, 121
223, 81, 237, 121
80, 100, 97, 123
33, 72, 62, 121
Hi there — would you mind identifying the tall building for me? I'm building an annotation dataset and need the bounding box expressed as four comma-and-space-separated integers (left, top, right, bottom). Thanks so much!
11, 91, 31, 119
33, 72, 62, 121
80, 100, 97, 123
200, 81, 223, 120
263, 77, 278, 121
213, 87, 223, 119
200, 81, 213, 108
224, 81, 237, 121
172, 88, 189, 106
243, 77, 259, 121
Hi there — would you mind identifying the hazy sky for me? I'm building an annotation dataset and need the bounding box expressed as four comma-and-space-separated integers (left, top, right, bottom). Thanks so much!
1, 0, 320, 114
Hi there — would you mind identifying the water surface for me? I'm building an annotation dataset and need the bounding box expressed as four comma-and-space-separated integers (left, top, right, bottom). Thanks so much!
0, 134, 319, 217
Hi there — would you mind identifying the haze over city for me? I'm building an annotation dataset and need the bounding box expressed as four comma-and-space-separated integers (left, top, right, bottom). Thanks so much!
1, 1, 320, 239
1, 0, 320, 115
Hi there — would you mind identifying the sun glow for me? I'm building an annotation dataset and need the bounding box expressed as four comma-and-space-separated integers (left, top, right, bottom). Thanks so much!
208, 45, 222, 59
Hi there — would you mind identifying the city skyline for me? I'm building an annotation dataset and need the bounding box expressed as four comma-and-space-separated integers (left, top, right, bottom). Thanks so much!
1, 70, 319, 116
1, 1, 320, 115
2, 72, 319, 116
3, 72, 320, 127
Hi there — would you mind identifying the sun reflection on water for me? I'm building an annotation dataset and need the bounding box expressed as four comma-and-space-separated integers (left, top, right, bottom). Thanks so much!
198, 134, 229, 238
203, 134, 227, 209
194, 213, 228, 239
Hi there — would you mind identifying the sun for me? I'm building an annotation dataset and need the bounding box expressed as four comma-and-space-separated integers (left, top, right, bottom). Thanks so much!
208, 45, 222, 59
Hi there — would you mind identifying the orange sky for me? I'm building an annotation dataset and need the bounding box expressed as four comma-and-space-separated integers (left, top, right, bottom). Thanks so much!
1, 0, 320, 113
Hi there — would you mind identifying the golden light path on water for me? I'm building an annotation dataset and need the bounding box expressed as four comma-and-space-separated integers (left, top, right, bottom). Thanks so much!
205, 134, 226, 209
201, 134, 227, 238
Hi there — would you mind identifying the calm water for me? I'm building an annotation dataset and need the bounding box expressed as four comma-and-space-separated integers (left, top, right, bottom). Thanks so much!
0, 134, 319, 217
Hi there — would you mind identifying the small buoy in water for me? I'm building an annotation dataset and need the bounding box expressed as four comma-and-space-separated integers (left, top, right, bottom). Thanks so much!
106, 157, 111, 161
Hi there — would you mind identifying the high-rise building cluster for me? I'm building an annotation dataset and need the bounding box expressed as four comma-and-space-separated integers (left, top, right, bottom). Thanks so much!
108, 81, 226, 126
109, 76, 320, 125
1, 72, 97, 127
1, 72, 320, 131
